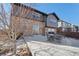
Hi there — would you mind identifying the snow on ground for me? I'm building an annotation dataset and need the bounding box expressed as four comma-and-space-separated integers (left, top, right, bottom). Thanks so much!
61, 37, 79, 47
0, 40, 14, 56
22, 35, 79, 56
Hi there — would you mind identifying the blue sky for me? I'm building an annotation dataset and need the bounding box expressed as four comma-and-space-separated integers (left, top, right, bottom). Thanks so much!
4, 3, 79, 26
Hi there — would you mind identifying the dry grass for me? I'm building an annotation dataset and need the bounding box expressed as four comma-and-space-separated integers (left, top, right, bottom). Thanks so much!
0, 36, 14, 56
0, 47, 14, 56
16, 47, 32, 56
0, 33, 32, 56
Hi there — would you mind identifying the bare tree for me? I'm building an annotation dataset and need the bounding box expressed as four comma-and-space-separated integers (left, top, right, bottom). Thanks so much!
0, 3, 36, 55
0, 3, 18, 55
14, 3, 35, 56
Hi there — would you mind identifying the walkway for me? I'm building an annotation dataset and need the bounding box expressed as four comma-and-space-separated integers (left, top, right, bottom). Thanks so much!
23, 35, 79, 56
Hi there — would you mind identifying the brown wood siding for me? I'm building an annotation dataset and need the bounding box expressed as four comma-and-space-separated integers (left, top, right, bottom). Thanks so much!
12, 16, 45, 36
11, 4, 46, 36
11, 4, 45, 22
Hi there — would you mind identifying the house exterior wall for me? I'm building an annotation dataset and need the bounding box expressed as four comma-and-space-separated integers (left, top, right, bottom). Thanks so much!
11, 4, 46, 36
11, 3, 45, 22
11, 15, 45, 36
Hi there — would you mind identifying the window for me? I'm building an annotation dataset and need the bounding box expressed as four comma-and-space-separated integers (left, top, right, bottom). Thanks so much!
47, 15, 57, 27
32, 24, 40, 34
25, 11, 41, 20
48, 32, 54, 34
58, 21, 62, 27
31, 12, 41, 20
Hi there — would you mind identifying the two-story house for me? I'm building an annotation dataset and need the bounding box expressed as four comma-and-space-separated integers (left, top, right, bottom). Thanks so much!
11, 3, 47, 36
11, 3, 59, 36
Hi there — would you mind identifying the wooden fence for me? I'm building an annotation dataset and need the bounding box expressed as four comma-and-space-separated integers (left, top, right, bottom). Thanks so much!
57, 31, 79, 39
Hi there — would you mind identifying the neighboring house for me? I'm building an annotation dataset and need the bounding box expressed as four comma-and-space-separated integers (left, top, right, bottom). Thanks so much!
73, 25, 79, 32
58, 20, 66, 32
58, 20, 72, 32
57, 19, 79, 32
45, 13, 59, 34
70, 24, 79, 32
78, 26, 79, 32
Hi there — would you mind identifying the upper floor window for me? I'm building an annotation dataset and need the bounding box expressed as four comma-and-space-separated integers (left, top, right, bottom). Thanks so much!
24, 11, 41, 20
58, 21, 62, 27
32, 23, 40, 34
31, 12, 41, 20
47, 15, 57, 27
